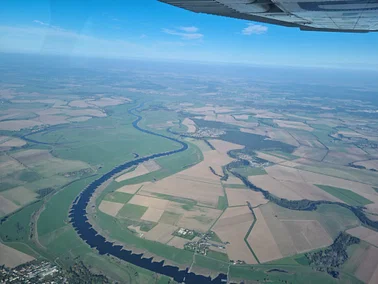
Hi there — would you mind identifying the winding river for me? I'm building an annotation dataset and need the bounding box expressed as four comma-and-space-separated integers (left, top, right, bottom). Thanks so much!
69, 105, 227, 283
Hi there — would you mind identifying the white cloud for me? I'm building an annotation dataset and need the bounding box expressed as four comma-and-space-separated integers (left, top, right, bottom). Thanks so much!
162, 28, 203, 40
33, 20, 64, 31
242, 23, 268, 35
178, 26, 198, 33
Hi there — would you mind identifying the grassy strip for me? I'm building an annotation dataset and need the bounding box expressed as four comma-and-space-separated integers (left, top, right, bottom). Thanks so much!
316, 184, 373, 206
243, 209, 260, 264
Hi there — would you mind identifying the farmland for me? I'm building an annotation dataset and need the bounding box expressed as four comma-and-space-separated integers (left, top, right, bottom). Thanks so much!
1, 56, 378, 283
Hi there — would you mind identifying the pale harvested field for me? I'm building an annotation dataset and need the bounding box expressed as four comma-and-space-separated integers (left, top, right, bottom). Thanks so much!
98, 200, 124, 217
141, 174, 223, 208
116, 183, 145, 194
347, 226, 378, 247
69, 99, 94, 108
274, 120, 313, 131
338, 130, 367, 139
0, 120, 43, 131
279, 160, 302, 168
248, 207, 282, 263
355, 245, 378, 284
265, 165, 305, 182
0, 196, 20, 217
0, 136, 26, 147
182, 118, 196, 133
1, 186, 38, 206
282, 220, 333, 253
208, 139, 244, 154
0, 155, 25, 177
256, 165, 376, 202
289, 132, 324, 148
37, 114, 69, 125
346, 146, 368, 156
234, 114, 249, 120
269, 129, 300, 147
248, 172, 342, 202
128, 195, 170, 210
141, 207, 164, 222
68, 116, 92, 122
116, 160, 160, 182
222, 174, 245, 186
226, 188, 267, 207
63, 108, 106, 117
252, 110, 283, 119
87, 97, 129, 107
0, 243, 34, 268
292, 146, 327, 161
256, 152, 287, 164
323, 151, 367, 165
167, 236, 188, 249
354, 159, 378, 171
297, 169, 377, 196
144, 223, 177, 243
213, 206, 257, 264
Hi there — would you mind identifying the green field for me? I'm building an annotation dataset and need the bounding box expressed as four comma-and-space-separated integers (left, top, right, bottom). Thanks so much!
0, 201, 42, 242
217, 195, 228, 210
228, 264, 352, 283
104, 192, 133, 203
117, 204, 148, 219
207, 250, 229, 262
233, 166, 267, 177
159, 211, 181, 225
193, 254, 229, 274
316, 184, 373, 206
37, 176, 95, 237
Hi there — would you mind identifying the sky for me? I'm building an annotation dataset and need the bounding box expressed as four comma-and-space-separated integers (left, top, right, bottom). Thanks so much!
0, 0, 377, 69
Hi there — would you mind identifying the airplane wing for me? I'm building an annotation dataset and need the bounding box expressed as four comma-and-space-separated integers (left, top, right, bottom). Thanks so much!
158, 0, 378, 33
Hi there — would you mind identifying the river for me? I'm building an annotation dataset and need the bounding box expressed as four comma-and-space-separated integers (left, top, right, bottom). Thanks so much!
69, 105, 227, 283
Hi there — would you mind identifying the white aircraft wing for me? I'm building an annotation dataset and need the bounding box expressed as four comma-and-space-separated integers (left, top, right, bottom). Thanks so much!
159, 0, 378, 33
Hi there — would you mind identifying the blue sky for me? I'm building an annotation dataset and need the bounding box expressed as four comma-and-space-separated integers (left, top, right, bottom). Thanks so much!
0, 0, 377, 69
